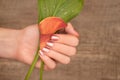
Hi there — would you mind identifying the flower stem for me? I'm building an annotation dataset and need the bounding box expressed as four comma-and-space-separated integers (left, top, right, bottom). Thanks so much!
24, 46, 40, 80
40, 61, 44, 80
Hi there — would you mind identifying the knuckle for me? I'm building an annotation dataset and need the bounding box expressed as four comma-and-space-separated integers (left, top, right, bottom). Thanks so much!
44, 66, 50, 71
49, 64, 56, 70
64, 57, 71, 64
74, 37, 79, 46
70, 47, 77, 56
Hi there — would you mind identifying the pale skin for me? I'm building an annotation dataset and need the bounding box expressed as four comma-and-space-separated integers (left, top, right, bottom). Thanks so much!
0, 23, 79, 70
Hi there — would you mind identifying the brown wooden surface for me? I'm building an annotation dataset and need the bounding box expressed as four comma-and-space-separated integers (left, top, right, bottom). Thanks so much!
0, 0, 120, 80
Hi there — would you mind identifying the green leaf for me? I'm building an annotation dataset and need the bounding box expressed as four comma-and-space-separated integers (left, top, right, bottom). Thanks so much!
38, 0, 84, 23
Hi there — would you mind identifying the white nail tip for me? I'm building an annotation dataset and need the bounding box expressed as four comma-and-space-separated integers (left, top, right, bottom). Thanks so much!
39, 50, 44, 56
47, 42, 54, 47
51, 36, 59, 40
42, 48, 50, 53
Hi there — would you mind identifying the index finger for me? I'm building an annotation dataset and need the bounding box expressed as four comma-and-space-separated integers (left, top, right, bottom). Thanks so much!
65, 23, 79, 37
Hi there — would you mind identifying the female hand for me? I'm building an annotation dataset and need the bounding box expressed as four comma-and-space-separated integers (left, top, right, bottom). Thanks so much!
17, 23, 79, 70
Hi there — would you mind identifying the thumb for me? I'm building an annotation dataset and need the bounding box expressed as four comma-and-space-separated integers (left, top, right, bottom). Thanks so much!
65, 23, 79, 37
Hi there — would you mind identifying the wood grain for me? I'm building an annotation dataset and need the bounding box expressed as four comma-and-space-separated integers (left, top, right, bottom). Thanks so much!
0, 0, 120, 80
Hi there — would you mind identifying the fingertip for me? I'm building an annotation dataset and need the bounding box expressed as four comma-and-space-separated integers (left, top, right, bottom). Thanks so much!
74, 31, 79, 37
65, 23, 79, 37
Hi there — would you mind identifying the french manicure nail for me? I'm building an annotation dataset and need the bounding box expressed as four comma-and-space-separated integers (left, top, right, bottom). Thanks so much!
42, 48, 50, 53
39, 50, 44, 56
51, 35, 59, 41
46, 42, 54, 47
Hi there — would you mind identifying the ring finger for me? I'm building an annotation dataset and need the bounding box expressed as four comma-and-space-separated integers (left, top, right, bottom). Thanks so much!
42, 48, 70, 64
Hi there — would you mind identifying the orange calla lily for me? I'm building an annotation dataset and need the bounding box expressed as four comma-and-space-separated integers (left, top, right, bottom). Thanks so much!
39, 17, 67, 49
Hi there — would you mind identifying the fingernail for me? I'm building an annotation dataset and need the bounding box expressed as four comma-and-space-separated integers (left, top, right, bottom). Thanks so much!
42, 48, 50, 53
46, 42, 54, 47
39, 50, 44, 56
51, 35, 59, 41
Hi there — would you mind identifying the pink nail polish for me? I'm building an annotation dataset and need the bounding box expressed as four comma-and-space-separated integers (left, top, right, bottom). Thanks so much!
42, 48, 50, 53
46, 42, 54, 47
51, 35, 59, 41
39, 50, 44, 56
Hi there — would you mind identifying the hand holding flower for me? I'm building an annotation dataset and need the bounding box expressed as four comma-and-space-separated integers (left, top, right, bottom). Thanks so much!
16, 23, 79, 70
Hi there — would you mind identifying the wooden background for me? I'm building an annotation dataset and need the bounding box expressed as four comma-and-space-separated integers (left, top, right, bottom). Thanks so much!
0, 0, 120, 80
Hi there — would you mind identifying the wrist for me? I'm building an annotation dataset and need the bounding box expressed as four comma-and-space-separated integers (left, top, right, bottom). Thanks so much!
0, 28, 21, 59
